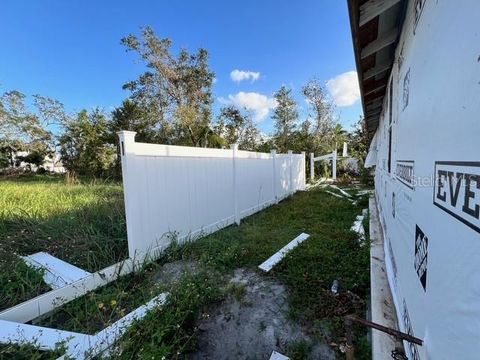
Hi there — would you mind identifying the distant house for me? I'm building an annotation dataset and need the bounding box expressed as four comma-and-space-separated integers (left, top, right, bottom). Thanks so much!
348, 1, 479, 359
10, 151, 65, 173
42, 153, 66, 173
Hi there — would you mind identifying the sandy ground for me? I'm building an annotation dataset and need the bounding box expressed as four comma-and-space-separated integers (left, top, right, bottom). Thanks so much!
155, 262, 335, 360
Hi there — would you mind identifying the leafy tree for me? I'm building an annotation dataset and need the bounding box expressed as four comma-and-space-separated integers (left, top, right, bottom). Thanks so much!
33, 94, 69, 127
59, 109, 116, 176
272, 86, 298, 152
121, 26, 215, 146
349, 116, 370, 162
15, 150, 47, 168
108, 99, 155, 143
255, 137, 276, 153
289, 119, 313, 153
215, 106, 260, 151
0, 151, 9, 168
0, 90, 54, 168
302, 78, 336, 153
332, 123, 348, 153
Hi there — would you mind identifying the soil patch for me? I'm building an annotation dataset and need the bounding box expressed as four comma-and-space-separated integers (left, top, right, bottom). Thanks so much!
189, 268, 335, 360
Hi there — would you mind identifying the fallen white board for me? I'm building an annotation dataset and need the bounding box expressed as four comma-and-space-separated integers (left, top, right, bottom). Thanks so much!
356, 189, 373, 196
0, 292, 168, 360
325, 190, 344, 199
259, 233, 310, 272
0, 258, 134, 323
351, 211, 367, 242
22, 252, 92, 290
269, 351, 290, 360
329, 185, 352, 198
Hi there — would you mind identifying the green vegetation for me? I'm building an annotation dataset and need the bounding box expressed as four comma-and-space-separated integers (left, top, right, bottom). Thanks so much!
287, 340, 313, 360
116, 272, 222, 359
176, 188, 371, 338
0, 176, 371, 359
0, 174, 127, 310
0, 256, 49, 311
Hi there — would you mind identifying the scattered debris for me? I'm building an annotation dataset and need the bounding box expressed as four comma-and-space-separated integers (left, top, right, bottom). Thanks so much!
325, 190, 355, 204
325, 190, 345, 199
259, 233, 310, 272
305, 179, 328, 190
356, 189, 373, 196
329, 184, 352, 198
351, 209, 368, 243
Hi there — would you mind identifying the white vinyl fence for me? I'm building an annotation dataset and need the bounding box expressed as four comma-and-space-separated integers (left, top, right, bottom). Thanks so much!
118, 131, 306, 259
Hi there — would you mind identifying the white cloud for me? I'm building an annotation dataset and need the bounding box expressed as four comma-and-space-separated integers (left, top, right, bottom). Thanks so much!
326, 71, 360, 107
219, 92, 277, 121
230, 69, 261, 83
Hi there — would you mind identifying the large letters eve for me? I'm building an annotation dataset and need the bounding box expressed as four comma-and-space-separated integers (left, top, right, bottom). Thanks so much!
434, 162, 480, 233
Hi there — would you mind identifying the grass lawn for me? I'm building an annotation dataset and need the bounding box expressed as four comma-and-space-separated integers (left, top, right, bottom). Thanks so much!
0, 175, 371, 359
0, 174, 127, 311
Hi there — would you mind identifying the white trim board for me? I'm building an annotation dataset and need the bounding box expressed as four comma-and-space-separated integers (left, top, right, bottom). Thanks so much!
0, 258, 134, 323
259, 233, 310, 272
269, 351, 290, 360
21, 252, 92, 290
329, 185, 352, 198
356, 189, 374, 196
0, 293, 168, 360
325, 190, 355, 203
325, 190, 345, 199
2, 238, 182, 324
351, 208, 369, 243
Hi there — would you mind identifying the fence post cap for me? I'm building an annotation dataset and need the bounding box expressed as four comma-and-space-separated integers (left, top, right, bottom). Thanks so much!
230, 143, 239, 150
288, 150, 293, 154
270, 149, 276, 154
117, 130, 137, 141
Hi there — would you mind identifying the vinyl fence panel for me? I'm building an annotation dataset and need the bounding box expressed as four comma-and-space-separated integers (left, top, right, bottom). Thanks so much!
118, 131, 306, 260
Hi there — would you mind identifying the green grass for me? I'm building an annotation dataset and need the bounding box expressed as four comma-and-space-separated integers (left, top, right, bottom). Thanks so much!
173, 189, 371, 346
0, 344, 65, 360
1, 175, 371, 359
115, 271, 223, 359
0, 255, 50, 311
0, 174, 127, 310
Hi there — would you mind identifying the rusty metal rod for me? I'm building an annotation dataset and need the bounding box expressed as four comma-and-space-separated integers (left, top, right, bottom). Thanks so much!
345, 314, 423, 346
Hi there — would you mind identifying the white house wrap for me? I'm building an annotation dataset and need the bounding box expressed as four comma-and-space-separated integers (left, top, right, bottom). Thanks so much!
118, 131, 306, 259
349, 0, 480, 359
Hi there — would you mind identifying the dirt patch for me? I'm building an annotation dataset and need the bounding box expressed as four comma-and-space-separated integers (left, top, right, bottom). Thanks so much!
189, 268, 335, 360
154, 260, 200, 287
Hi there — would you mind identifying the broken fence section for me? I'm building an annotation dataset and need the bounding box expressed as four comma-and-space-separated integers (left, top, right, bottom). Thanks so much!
21, 252, 92, 290
270, 350, 290, 360
0, 292, 168, 359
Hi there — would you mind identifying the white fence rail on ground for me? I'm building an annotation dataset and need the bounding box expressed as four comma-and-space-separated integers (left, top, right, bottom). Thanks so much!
118, 131, 306, 259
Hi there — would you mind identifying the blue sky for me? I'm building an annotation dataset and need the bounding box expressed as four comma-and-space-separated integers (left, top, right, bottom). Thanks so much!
0, 0, 362, 134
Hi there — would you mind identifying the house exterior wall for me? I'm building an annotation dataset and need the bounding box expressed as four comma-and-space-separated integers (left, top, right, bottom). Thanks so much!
8, 151, 65, 173
369, 1, 480, 359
